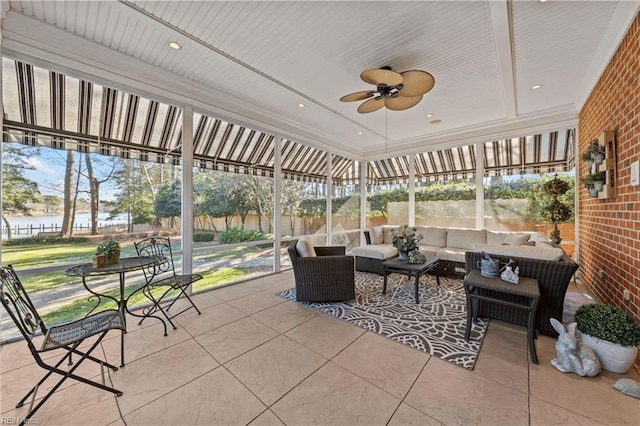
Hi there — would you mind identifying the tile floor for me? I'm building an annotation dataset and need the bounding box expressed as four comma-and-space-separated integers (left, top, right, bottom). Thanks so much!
1, 271, 639, 425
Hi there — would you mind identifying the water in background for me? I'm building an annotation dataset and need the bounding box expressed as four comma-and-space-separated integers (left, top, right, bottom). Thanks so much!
1, 212, 128, 238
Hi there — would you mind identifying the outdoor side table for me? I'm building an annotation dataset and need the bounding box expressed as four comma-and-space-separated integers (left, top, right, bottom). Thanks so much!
463, 270, 540, 364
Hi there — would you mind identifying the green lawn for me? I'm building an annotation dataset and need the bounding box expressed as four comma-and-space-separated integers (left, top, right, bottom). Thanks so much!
4, 241, 272, 326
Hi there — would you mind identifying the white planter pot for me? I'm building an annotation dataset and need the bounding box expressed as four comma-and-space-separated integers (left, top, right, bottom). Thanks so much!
580, 333, 638, 373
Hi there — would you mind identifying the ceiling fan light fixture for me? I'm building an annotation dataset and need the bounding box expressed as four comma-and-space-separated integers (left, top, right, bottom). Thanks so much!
361, 68, 403, 86
342, 67, 435, 113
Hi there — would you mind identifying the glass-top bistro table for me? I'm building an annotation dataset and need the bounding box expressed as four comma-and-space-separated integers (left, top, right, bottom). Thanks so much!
64, 256, 165, 366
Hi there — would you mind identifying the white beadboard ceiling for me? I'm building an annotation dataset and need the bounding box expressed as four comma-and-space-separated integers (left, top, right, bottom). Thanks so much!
1, 0, 638, 160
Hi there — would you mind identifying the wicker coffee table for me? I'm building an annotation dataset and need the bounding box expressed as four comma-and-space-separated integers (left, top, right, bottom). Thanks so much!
382, 254, 440, 303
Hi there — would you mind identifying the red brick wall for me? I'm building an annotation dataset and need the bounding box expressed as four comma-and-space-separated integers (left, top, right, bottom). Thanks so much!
578, 14, 640, 320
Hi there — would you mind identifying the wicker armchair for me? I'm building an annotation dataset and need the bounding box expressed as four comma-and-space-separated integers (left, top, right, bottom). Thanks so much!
288, 240, 355, 302
465, 251, 579, 337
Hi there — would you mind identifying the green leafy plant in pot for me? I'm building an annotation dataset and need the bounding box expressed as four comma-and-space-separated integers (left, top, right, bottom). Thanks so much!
574, 303, 640, 373
95, 239, 121, 266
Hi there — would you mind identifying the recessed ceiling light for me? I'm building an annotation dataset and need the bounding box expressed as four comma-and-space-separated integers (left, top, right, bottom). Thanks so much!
357, 131, 363, 135
531, 84, 543, 90
430, 119, 442, 124
168, 41, 181, 50
426, 113, 433, 118
298, 103, 305, 108
539, 0, 549, 3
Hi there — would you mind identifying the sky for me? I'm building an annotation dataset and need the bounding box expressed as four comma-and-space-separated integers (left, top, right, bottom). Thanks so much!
20, 144, 119, 202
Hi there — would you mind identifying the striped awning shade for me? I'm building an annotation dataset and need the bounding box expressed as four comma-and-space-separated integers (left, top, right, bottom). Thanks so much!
369, 130, 575, 184
2, 58, 574, 185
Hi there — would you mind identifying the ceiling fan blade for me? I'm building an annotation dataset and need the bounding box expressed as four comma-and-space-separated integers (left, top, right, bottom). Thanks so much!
385, 95, 423, 111
340, 91, 374, 102
399, 70, 435, 97
357, 97, 386, 113
360, 68, 403, 86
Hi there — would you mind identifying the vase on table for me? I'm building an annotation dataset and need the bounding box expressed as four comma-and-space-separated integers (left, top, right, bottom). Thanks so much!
397, 249, 410, 261
106, 251, 121, 266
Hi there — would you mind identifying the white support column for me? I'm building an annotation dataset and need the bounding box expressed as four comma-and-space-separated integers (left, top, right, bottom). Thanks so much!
0, 23, 4, 263
408, 154, 416, 226
273, 134, 282, 272
326, 151, 333, 245
475, 141, 485, 229
360, 160, 367, 245
181, 106, 193, 274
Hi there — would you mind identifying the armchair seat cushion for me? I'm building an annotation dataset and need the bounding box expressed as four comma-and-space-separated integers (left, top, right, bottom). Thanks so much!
351, 244, 397, 260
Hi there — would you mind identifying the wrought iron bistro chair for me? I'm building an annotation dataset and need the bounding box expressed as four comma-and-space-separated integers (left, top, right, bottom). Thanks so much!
0, 265, 125, 425
134, 237, 202, 330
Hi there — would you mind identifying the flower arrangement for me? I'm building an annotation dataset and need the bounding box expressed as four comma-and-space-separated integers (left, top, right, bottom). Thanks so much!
391, 225, 423, 252
94, 239, 121, 266
96, 239, 120, 255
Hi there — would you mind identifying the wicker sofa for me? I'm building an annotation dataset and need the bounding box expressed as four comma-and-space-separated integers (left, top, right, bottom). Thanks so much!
288, 239, 355, 302
464, 251, 579, 337
352, 225, 565, 276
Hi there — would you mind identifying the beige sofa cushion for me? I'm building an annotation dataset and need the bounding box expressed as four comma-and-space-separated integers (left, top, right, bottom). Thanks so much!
436, 247, 467, 263
419, 245, 442, 258
487, 231, 509, 245
370, 226, 384, 245
447, 228, 487, 250
473, 244, 564, 261
382, 226, 395, 244
502, 233, 531, 245
296, 238, 316, 257
415, 226, 447, 248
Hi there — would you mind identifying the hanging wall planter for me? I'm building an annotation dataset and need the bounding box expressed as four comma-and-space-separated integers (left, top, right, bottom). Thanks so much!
588, 139, 606, 166
581, 172, 606, 197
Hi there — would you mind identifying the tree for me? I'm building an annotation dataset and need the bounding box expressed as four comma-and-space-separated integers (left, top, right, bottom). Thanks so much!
281, 180, 305, 235
1, 144, 41, 239
59, 150, 75, 237
110, 159, 157, 232
82, 153, 117, 234
41, 195, 62, 213
154, 180, 182, 229
245, 175, 274, 233
197, 173, 237, 229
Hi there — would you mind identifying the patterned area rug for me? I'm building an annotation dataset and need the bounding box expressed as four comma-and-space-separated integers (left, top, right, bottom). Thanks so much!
277, 271, 488, 369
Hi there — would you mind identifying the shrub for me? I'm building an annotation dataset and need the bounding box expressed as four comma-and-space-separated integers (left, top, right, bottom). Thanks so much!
218, 227, 267, 244
3, 236, 90, 246
193, 232, 215, 242
575, 304, 640, 347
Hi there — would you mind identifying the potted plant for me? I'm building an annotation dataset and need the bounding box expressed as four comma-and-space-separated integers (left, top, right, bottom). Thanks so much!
588, 139, 606, 166
580, 151, 594, 173
542, 175, 572, 245
95, 239, 121, 266
391, 225, 423, 261
582, 172, 606, 193
574, 303, 640, 373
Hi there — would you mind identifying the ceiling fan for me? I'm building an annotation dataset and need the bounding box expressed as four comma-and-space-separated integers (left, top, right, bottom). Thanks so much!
340, 66, 435, 113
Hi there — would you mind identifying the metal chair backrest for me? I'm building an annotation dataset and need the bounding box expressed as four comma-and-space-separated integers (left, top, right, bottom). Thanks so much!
134, 237, 177, 282
0, 265, 46, 353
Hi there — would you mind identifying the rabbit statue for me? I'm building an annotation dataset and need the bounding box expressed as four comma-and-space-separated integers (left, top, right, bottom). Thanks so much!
550, 318, 601, 377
